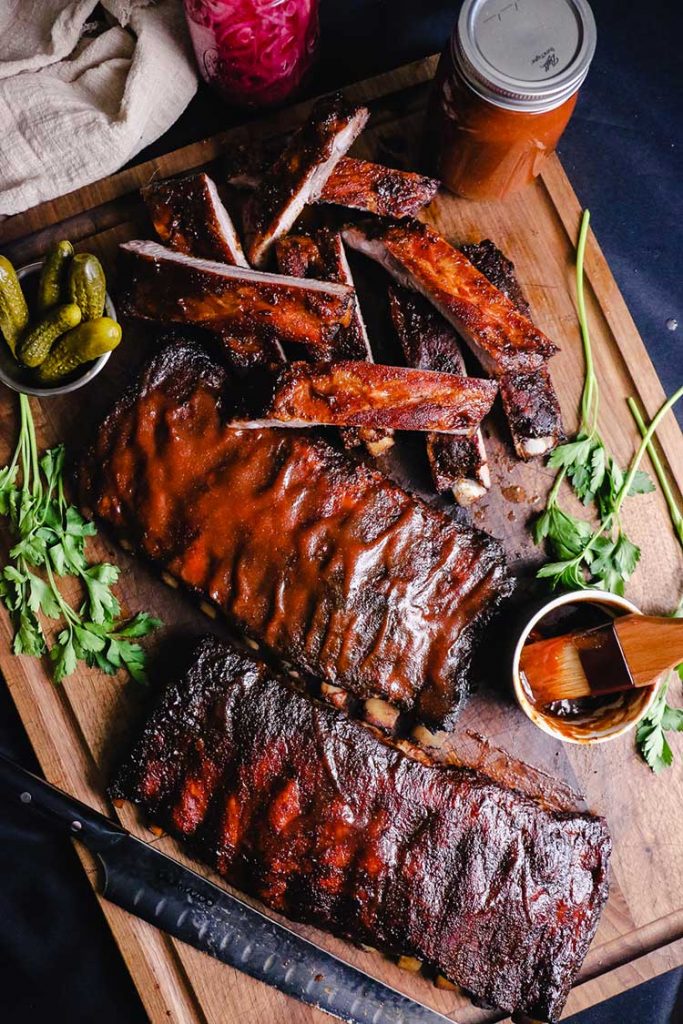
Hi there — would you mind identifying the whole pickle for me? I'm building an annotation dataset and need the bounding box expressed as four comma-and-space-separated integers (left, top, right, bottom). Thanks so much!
38, 317, 121, 383
18, 304, 82, 367
37, 240, 74, 312
67, 253, 106, 321
0, 256, 29, 356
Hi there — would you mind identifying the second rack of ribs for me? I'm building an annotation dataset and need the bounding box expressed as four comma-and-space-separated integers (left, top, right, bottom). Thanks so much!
78, 341, 511, 727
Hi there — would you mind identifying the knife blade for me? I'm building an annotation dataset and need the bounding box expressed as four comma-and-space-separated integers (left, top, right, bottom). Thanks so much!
0, 752, 455, 1024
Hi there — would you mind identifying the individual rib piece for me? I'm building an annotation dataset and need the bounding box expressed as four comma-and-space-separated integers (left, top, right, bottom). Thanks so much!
79, 341, 511, 727
227, 148, 440, 219
118, 240, 353, 353
343, 218, 557, 375
276, 231, 371, 361
319, 157, 440, 217
276, 230, 392, 454
142, 174, 285, 370
388, 285, 490, 505
243, 94, 369, 267
111, 635, 612, 1022
461, 240, 563, 459
230, 360, 498, 433
142, 172, 248, 267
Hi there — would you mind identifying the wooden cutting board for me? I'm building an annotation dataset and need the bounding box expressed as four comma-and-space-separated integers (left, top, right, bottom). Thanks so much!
1, 56, 682, 1024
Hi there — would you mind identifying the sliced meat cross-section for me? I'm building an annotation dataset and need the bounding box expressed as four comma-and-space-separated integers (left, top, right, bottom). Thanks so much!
118, 240, 354, 353
243, 93, 369, 267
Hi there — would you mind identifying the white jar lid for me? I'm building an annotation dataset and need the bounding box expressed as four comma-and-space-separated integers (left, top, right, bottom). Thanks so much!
453, 0, 597, 112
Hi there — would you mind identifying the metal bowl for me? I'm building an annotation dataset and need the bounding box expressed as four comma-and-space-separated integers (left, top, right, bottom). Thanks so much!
0, 260, 115, 397
512, 589, 659, 744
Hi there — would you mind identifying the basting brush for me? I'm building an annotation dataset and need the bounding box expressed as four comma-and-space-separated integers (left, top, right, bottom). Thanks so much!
519, 614, 683, 705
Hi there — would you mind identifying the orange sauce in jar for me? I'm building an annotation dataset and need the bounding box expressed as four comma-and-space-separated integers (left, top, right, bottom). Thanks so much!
429, 0, 596, 201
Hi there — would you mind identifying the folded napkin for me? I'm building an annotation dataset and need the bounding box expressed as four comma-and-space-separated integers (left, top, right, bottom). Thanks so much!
0, 0, 198, 216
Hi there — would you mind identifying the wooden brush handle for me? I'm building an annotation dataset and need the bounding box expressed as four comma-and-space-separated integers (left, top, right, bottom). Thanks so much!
614, 615, 683, 687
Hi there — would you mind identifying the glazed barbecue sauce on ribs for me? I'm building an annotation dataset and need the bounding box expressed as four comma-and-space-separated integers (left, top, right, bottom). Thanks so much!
81, 343, 510, 727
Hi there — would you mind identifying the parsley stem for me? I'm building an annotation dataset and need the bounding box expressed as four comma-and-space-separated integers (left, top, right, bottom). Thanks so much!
44, 560, 79, 628
547, 466, 566, 506
627, 397, 683, 549
616, 386, 683, 517
575, 210, 599, 434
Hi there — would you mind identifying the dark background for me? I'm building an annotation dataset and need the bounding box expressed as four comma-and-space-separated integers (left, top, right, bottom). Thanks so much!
1, 1, 681, 1021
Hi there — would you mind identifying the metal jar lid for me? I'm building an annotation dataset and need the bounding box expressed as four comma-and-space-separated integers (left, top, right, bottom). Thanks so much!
452, 0, 597, 113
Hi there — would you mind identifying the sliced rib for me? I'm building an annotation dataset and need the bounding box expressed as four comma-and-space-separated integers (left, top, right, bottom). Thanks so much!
243, 94, 369, 267
79, 341, 512, 727
142, 174, 285, 370
228, 147, 440, 218
276, 230, 393, 454
231, 360, 498, 433
388, 285, 490, 505
118, 240, 353, 353
111, 634, 611, 1022
343, 218, 557, 375
461, 240, 563, 459
276, 232, 371, 361
142, 172, 248, 267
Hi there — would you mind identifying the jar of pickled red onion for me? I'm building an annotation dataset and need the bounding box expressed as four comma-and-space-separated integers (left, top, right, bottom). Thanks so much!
183, 0, 319, 108
429, 0, 596, 200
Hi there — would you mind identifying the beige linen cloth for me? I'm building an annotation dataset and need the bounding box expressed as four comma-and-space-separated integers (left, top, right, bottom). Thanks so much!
0, 0, 198, 216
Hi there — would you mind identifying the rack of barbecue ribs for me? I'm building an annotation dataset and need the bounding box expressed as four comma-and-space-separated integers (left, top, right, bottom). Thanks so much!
243, 94, 369, 267
343, 219, 563, 458
111, 635, 612, 1022
230, 360, 498, 434
118, 240, 354, 354
276, 230, 394, 454
142, 174, 286, 370
78, 341, 512, 727
388, 285, 491, 505
227, 146, 440, 218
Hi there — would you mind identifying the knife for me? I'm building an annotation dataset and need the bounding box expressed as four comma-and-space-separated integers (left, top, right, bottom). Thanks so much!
0, 752, 455, 1024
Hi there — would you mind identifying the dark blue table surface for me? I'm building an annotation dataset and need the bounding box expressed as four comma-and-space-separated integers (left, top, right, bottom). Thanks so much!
1, 1, 681, 1021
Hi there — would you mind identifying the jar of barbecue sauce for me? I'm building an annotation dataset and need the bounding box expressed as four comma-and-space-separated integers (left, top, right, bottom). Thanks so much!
428, 0, 596, 200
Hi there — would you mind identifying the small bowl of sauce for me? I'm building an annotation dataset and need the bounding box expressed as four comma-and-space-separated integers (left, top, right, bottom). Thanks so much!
512, 590, 659, 744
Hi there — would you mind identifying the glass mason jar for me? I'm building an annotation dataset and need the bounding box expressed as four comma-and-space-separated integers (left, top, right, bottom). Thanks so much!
428, 0, 596, 201
183, 0, 320, 109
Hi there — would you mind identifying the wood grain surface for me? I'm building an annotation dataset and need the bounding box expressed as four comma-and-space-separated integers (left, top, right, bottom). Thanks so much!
1, 57, 682, 1024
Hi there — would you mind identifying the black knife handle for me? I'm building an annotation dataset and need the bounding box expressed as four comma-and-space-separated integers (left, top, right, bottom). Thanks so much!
0, 751, 126, 853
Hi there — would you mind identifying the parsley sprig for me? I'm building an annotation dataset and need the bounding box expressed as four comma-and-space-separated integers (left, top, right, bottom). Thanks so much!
533, 210, 683, 594
636, 671, 683, 773
0, 393, 161, 683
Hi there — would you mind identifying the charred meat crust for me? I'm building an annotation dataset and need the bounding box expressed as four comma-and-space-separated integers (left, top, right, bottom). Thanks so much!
462, 241, 564, 458
78, 341, 512, 727
118, 240, 354, 352
111, 634, 611, 1022
388, 285, 490, 503
232, 360, 498, 434
460, 239, 532, 318
142, 173, 248, 267
343, 218, 557, 374
243, 94, 369, 267
499, 365, 564, 454
276, 231, 371, 361
226, 149, 440, 219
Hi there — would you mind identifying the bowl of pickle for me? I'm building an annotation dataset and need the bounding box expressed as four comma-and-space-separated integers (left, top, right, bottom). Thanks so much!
0, 241, 121, 396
